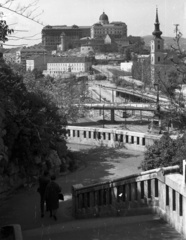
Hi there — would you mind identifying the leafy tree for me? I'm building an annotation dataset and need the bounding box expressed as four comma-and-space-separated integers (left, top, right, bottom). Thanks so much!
124, 48, 131, 62
128, 36, 145, 54
139, 133, 186, 171
0, 57, 67, 175
140, 27, 186, 171
131, 57, 151, 88
32, 68, 44, 79
8, 62, 25, 76
94, 74, 107, 80
0, 20, 14, 43
22, 73, 89, 123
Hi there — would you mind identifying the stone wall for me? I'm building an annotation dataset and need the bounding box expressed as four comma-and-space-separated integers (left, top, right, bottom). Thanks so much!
66, 126, 161, 151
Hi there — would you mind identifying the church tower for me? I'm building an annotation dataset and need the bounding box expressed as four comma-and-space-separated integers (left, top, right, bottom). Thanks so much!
150, 8, 164, 83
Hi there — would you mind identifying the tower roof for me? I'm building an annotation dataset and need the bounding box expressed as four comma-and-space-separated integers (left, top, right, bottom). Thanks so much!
152, 8, 162, 39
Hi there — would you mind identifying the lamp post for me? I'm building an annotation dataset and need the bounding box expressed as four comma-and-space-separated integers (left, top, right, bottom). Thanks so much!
154, 81, 161, 133
112, 89, 114, 103
103, 104, 105, 128
99, 84, 102, 102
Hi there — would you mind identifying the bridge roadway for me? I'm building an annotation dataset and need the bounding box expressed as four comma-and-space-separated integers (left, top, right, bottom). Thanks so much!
81, 103, 157, 112
78, 102, 171, 113
96, 84, 169, 103
91, 66, 169, 103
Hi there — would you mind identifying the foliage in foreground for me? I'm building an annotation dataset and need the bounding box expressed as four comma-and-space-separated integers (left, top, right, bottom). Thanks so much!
140, 133, 186, 171
0, 57, 68, 177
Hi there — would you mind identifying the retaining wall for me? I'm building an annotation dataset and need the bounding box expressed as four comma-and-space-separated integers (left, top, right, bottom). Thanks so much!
66, 126, 161, 151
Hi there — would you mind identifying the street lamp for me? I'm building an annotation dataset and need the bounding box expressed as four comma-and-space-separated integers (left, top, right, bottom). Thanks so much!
99, 84, 102, 102
112, 89, 114, 103
103, 104, 105, 128
154, 82, 161, 133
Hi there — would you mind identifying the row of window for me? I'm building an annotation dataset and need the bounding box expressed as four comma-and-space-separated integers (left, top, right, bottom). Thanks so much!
49, 63, 85, 66
94, 30, 123, 34
49, 69, 84, 73
49, 67, 85, 71
151, 56, 161, 63
151, 44, 161, 50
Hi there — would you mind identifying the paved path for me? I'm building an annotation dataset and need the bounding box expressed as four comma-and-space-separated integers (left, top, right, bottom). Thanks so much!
0, 144, 185, 240
23, 214, 185, 240
0, 145, 144, 231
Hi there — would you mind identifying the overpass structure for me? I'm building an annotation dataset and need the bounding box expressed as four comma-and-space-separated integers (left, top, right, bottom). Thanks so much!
90, 66, 169, 103
79, 102, 170, 122
96, 83, 169, 104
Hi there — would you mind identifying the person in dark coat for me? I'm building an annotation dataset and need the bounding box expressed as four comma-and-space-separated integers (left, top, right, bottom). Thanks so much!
45, 174, 61, 221
38, 170, 50, 218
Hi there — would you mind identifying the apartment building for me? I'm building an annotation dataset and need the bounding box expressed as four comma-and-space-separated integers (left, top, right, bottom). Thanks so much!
43, 56, 92, 77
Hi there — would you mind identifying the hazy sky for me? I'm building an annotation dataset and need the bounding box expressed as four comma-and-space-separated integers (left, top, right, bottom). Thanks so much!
1, 0, 186, 47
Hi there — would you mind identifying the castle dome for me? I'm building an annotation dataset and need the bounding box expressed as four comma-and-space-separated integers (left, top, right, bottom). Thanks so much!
99, 12, 108, 21
99, 12, 109, 24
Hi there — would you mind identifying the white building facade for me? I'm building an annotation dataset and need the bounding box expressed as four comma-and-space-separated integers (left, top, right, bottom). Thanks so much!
43, 57, 92, 77
26, 59, 35, 71
120, 62, 133, 72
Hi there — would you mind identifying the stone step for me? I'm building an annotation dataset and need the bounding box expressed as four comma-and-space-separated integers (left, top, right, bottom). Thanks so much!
23, 214, 185, 240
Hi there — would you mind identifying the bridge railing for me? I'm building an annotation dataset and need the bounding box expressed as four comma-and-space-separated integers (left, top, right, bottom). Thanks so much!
72, 162, 186, 237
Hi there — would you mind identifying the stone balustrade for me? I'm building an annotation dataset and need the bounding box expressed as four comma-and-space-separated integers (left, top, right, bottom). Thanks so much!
66, 126, 161, 151
72, 162, 186, 237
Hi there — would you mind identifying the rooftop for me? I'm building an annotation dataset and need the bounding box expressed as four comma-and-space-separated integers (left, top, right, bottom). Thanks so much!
21, 47, 47, 52
47, 56, 91, 63
43, 25, 90, 30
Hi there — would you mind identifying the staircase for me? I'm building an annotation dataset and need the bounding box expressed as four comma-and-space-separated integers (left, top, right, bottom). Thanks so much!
71, 162, 186, 238
22, 214, 185, 240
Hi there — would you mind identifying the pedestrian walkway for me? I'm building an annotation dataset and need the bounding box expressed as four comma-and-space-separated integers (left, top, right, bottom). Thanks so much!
0, 147, 144, 231
22, 214, 185, 240
1, 145, 184, 240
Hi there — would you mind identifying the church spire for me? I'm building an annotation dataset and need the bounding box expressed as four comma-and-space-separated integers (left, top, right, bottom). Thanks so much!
152, 7, 162, 39
155, 7, 159, 23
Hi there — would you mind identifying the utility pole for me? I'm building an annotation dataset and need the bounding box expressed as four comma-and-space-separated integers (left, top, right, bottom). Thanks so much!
99, 84, 102, 102
112, 89, 114, 103
125, 106, 126, 128
103, 104, 104, 128
174, 24, 179, 36
154, 72, 161, 134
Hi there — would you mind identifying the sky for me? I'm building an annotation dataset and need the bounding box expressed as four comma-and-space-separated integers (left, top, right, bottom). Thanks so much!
1, 0, 186, 48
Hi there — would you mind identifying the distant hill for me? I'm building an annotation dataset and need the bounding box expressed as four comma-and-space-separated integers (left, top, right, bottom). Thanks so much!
143, 35, 186, 50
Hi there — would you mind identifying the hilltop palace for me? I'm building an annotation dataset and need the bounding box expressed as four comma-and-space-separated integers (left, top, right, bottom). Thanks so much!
41, 12, 129, 51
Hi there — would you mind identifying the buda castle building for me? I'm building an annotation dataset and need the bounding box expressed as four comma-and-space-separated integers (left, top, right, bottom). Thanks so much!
91, 12, 127, 39
41, 12, 128, 51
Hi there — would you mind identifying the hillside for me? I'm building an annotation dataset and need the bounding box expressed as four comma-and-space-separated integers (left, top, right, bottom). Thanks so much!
143, 35, 186, 50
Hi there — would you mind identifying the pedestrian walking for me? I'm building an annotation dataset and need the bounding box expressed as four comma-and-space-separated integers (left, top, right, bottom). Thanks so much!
37, 170, 50, 218
45, 174, 62, 221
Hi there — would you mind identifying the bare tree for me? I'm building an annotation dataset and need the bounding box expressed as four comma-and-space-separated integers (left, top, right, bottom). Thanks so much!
0, 0, 44, 47
0, 0, 44, 26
